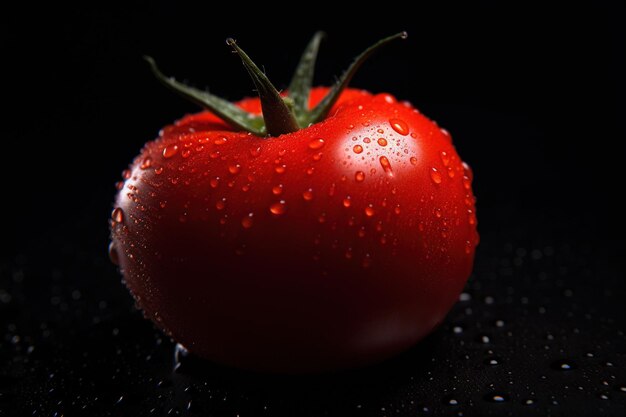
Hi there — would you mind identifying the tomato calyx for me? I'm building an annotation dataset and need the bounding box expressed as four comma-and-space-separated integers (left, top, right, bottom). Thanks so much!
144, 31, 407, 137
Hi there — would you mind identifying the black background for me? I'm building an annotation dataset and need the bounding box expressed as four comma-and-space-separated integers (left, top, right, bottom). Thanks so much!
1, 2, 625, 416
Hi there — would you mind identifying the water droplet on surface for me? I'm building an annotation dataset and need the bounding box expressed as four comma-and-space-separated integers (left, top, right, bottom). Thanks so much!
301, 189, 314, 201
551, 360, 576, 371
434, 208, 442, 218
343, 196, 351, 208
249, 146, 261, 157
111, 208, 124, 223
215, 198, 226, 210
308, 138, 325, 150
154, 166, 164, 175
181, 149, 191, 158
108, 242, 119, 265
365, 204, 375, 217
377, 138, 388, 146
353, 145, 363, 154
410, 157, 418, 166
163, 145, 179, 158
379, 156, 393, 176
214, 136, 227, 145
241, 213, 254, 228
122, 169, 131, 179
140, 157, 152, 169
270, 201, 286, 215
275, 165, 286, 174
430, 167, 443, 184
272, 184, 284, 195
440, 151, 450, 166
228, 164, 241, 175
389, 118, 409, 135
484, 393, 508, 403
210, 177, 220, 188
355, 171, 365, 182
363, 137, 371, 143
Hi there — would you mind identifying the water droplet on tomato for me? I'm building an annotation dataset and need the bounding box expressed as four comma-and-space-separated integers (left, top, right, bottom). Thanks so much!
210, 151, 220, 159
430, 167, 443, 184
214, 136, 227, 146
465, 240, 472, 254
447, 167, 455, 178
111, 207, 124, 223
140, 157, 152, 169
308, 138, 325, 150
302, 189, 314, 201
377, 138, 387, 146
434, 208, 442, 218
379, 156, 393, 176
270, 200, 286, 215
115, 181, 124, 190
343, 196, 351, 208
328, 183, 336, 197
440, 151, 450, 166
154, 166, 163, 175
210, 177, 220, 188
216, 198, 226, 210
355, 171, 365, 182
163, 145, 179, 158
108, 242, 119, 265
275, 165, 286, 174
306, 167, 315, 175
389, 118, 409, 135
394, 205, 401, 214
410, 157, 418, 166
353, 145, 363, 154
272, 184, 284, 195
249, 146, 261, 157
228, 164, 241, 175
363, 137, 371, 144
181, 149, 191, 158
365, 204, 375, 217
463, 175, 471, 190
312, 152, 323, 161
241, 213, 254, 228
159, 201, 167, 209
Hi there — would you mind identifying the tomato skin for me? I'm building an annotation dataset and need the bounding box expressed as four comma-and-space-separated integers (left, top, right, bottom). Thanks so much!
111, 87, 478, 372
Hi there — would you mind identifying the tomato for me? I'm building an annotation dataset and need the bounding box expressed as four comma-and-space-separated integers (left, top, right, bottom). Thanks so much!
109, 33, 478, 372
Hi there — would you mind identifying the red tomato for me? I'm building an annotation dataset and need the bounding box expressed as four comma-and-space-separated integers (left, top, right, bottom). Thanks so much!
110, 34, 478, 372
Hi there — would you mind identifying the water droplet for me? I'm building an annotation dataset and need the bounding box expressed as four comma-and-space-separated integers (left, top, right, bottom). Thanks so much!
343, 196, 352, 208
377, 138, 388, 146
410, 157, 418, 166
394, 205, 401, 215
181, 149, 191, 158
312, 152, 323, 161
159, 201, 167, 209
228, 164, 241, 175
453, 325, 463, 334
140, 157, 152, 169
210, 151, 220, 159
270, 200, 286, 215
434, 208, 442, 218
440, 151, 450, 166
241, 213, 254, 228
363, 137, 371, 143
379, 156, 393, 176
122, 169, 131, 179
210, 177, 220, 188
108, 242, 119, 265
163, 145, 179, 158
308, 138, 325, 150
249, 146, 261, 157
272, 184, 284, 195
215, 198, 226, 210
275, 164, 286, 174
111, 207, 124, 223
551, 360, 576, 371
328, 183, 336, 197
389, 118, 409, 135
484, 393, 508, 403
353, 145, 363, 154
365, 204, 375, 217
306, 167, 315, 175
465, 240, 472, 254
463, 175, 471, 190
447, 166, 455, 178
154, 166, 163, 175
214, 136, 227, 145
302, 189, 314, 201
430, 167, 443, 184
355, 171, 365, 182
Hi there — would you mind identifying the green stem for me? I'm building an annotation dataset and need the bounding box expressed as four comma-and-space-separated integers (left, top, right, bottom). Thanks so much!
226, 38, 300, 137
309, 32, 407, 123
288, 32, 325, 124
